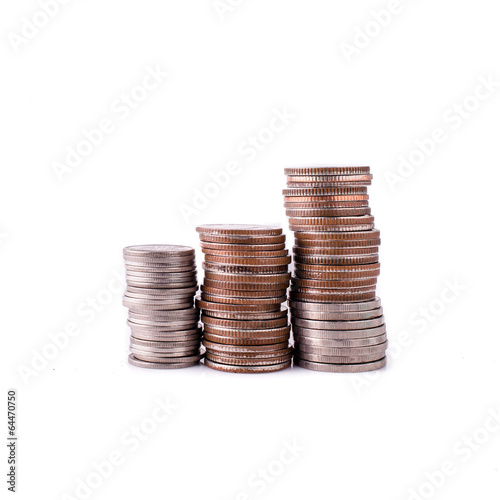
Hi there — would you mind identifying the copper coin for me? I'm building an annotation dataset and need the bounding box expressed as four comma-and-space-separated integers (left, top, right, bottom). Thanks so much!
202, 339, 289, 353
203, 278, 289, 291
201, 292, 287, 305
205, 348, 293, 360
203, 332, 290, 345
295, 358, 386, 373
283, 187, 368, 196
200, 241, 286, 251
284, 166, 370, 176
295, 229, 380, 241
284, 201, 369, 208
293, 254, 379, 265
201, 315, 288, 329
123, 245, 195, 258
202, 248, 289, 257
204, 255, 291, 266
291, 277, 378, 288
201, 285, 286, 298
289, 291, 377, 303
199, 234, 286, 244
289, 216, 375, 226
203, 324, 290, 337
203, 271, 291, 283
293, 246, 379, 256
196, 224, 282, 236
195, 298, 282, 313
204, 358, 291, 373
291, 287, 377, 296
203, 263, 289, 275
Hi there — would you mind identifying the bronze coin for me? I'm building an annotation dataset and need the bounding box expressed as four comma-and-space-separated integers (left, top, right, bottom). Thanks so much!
201, 285, 286, 298
290, 224, 375, 232
201, 248, 289, 257
284, 201, 369, 208
202, 309, 288, 321
196, 298, 281, 313
199, 234, 286, 244
205, 352, 292, 366
295, 263, 381, 273
295, 237, 381, 248
294, 269, 380, 280
284, 195, 369, 203
204, 255, 292, 266
203, 271, 291, 283
286, 174, 373, 183
288, 216, 375, 226
200, 241, 286, 251
284, 166, 371, 175
203, 332, 290, 346
203, 323, 290, 337
201, 315, 288, 329
201, 292, 287, 305
202, 339, 289, 353
196, 224, 283, 236
282, 187, 368, 196
291, 286, 377, 295
203, 278, 289, 291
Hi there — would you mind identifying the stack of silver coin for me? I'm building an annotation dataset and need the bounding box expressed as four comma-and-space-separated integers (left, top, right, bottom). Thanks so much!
195, 224, 293, 374
283, 166, 387, 373
123, 245, 203, 369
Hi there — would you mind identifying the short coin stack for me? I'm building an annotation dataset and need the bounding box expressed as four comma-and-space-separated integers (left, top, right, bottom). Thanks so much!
283, 166, 387, 372
196, 225, 293, 373
123, 245, 203, 369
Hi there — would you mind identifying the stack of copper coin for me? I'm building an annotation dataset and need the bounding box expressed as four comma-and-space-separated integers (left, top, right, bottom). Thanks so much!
283, 166, 387, 373
196, 225, 293, 373
123, 245, 203, 369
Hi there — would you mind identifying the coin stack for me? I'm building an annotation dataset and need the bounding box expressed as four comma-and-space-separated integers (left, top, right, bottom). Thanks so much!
195, 225, 293, 373
283, 166, 387, 373
123, 245, 203, 369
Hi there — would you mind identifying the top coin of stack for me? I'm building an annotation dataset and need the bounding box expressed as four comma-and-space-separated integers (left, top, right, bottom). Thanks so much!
196, 225, 293, 373
123, 245, 203, 369
283, 166, 387, 373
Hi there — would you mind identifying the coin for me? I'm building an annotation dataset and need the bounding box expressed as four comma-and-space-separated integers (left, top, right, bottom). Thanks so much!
200, 241, 286, 252
291, 307, 383, 321
128, 354, 201, 369
203, 309, 288, 321
200, 292, 287, 305
195, 298, 282, 313
284, 201, 369, 208
202, 315, 289, 329
196, 224, 283, 236
289, 298, 382, 311
199, 234, 286, 244
292, 324, 386, 340
290, 224, 375, 232
294, 238, 381, 248
294, 342, 388, 357
282, 187, 368, 196
286, 174, 373, 183
205, 352, 292, 366
295, 229, 380, 241
203, 263, 289, 275
201, 285, 286, 298
294, 334, 387, 348
124, 245, 195, 258
293, 246, 379, 256
204, 255, 292, 266
289, 291, 377, 303
284, 195, 369, 203
202, 339, 290, 353
203, 332, 290, 345
203, 278, 289, 291
204, 271, 291, 283
292, 316, 385, 330
286, 208, 372, 217
294, 358, 386, 373
202, 248, 289, 257
293, 254, 379, 265
284, 166, 371, 175
204, 358, 291, 373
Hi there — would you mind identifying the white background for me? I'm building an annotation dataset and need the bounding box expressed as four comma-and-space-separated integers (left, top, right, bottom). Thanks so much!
2, 1, 500, 499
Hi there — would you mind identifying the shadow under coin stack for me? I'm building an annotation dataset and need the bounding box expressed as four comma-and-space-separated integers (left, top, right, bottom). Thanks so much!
195, 225, 293, 373
283, 166, 387, 373
123, 245, 203, 369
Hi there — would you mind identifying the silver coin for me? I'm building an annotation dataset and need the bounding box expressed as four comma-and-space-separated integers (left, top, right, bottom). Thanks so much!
289, 298, 381, 312
126, 280, 199, 288
126, 270, 197, 278
203, 358, 291, 373
295, 357, 386, 373
292, 324, 386, 340
297, 351, 385, 364
127, 319, 199, 330
130, 338, 201, 349
130, 331, 201, 342
293, 333, 386, 348
294, 341, 387, 356
123, 300, 194, 311
126, 285, 199, 295
123, 245, 195, 258
292, 316, 385, 331
128, 308, 199, 319
132, 350, 204, 363
291, 307, 383, 321
128, 354, 200, 369
130, 346, 200, 356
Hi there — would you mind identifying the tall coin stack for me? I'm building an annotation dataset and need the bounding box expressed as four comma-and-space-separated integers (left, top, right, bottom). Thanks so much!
283, 166, 387, 373
123, 245, 203, 369
195, 225, 293, 373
